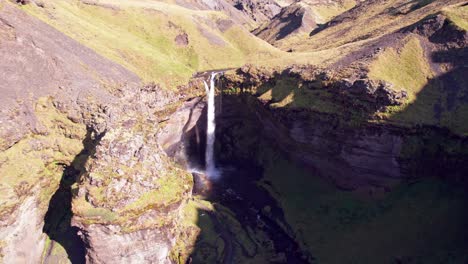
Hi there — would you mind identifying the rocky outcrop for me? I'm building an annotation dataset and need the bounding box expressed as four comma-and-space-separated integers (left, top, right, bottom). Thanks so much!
158, 97, 206, 168
0, 2, 139, 260
334, 79, 408, 107
174, 0, 260, 29
175, 0, 282, 29
0, 195, 46, 262
72, 84, 194, 263
81, 225, 174, 264
0, 2, 201, 263
253, 3, 317, 44
227, 0, 282, 22
226, 64, 407, 111
0, 1, 139, 151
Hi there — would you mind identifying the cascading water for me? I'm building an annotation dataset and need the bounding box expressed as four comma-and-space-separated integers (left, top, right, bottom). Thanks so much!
203, 72, 220, 179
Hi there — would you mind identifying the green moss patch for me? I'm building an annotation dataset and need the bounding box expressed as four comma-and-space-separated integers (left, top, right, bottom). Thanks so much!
0, 97, 86, 222
369, 36, 432, 97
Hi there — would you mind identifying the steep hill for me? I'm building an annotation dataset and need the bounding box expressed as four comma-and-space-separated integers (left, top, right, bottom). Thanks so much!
22, 0, 284, 87
253, 0, 358, 46
286, 0, 465, 51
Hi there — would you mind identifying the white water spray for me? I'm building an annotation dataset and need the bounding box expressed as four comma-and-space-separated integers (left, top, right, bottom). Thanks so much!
203, 72, 220, 179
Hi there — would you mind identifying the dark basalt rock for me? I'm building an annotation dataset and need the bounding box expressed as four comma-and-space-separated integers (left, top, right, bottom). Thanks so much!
402, 13, 468, 47
16, 0, 30, 5
337, 79, 408, 106
174, 33, 189, 46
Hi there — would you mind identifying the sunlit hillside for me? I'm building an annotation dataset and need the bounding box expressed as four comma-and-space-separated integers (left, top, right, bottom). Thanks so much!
23, 0, 285, 87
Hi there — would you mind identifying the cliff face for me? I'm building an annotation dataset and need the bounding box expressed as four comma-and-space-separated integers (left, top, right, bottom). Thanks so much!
0, 1, 138, 261
0, 1, 198, 263
221, 18, 468, 189
69, 84, 201, 263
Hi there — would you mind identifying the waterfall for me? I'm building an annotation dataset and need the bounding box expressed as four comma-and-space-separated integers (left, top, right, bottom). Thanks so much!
203, 72, 219, 179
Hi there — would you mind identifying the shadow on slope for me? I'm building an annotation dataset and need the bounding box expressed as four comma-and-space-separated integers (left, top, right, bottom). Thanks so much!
43, 128, 105, 264
183, 91, 468, 263
183, 94, 311, 263
178, 39, 468, 261
389, 47, 468, 136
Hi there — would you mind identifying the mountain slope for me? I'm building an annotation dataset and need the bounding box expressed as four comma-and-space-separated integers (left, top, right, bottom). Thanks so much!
0, 1, 140, 261
0, 0, 467, 263
288, 0, 465, 51
22, 0, 285, 87
253, 0, 358, 46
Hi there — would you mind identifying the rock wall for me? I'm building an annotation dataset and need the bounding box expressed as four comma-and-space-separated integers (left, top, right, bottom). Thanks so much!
72, 84, 195, 264
0, 3, 206, 261
81, 225, 173, 264
213, 94, 468, 191
158, 97, 206, 168
0, 196, 46, 263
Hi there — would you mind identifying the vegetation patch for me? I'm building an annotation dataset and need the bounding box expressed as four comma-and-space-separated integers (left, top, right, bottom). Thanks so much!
443, 4, 468, 31
369, 36, 432, 97
23, 0, 283, 87
259, 148, 468, 264
311, 0, 357, 23
0, 97, 86, 222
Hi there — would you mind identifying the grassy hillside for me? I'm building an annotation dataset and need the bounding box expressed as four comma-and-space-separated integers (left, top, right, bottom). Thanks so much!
369, 36, 433, 99
285, 0, 465, 52
23, 0, 284, 88
260, 151, 468, 264
443, 4, 468, 30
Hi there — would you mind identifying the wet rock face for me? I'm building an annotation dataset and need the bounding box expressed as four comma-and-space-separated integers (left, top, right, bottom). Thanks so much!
158, 97, 206, 167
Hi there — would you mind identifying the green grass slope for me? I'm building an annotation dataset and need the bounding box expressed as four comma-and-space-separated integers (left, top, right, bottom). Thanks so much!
23, 0, 284, 87
287, 0, 465, 52
260, 150, 468, 264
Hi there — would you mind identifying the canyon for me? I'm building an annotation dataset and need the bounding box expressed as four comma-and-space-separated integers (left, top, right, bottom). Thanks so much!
0, 0, 468, 263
